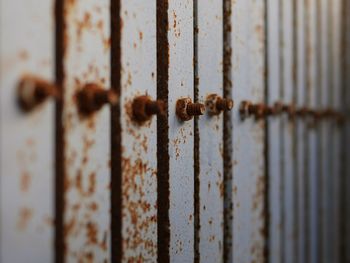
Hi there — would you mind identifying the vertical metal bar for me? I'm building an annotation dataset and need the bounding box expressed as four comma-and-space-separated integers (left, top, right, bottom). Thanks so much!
62, 0, 111, 261
343, 1, 350, 262
168, 0, 195, 261
330, 0, 343, 261
197, 1, 224, 262
296, 0, 307, 261
319, 0, 332, 260
305, 0, 320, 261
118, 0, 158, 261
266, 0, 282, 261
110, 0, 121, 261
0, 0, 55, 262
231, 0, 267, 262
342, 0, 350, 261
156, 0, 170, 262
223, 0, 233, 261
281, 0, 296, 261
340, 0, 350, 262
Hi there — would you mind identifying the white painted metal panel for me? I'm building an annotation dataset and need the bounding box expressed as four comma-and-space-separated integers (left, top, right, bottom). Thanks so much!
231, 0, 266, 262
120, 1, 158, 261
281, 0, 296, 261
295, 0, 307, 262
62, 0, 111, 261
168, 0, 194, 261
305, 0, 320, 261
266, 0, 282, 261
197, 1, 224, 262
0, 0, 55, 262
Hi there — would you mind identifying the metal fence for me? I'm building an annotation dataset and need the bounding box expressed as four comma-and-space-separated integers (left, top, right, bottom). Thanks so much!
0, 0, 349, 262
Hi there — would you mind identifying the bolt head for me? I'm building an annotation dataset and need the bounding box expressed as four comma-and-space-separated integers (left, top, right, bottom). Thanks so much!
205, 94, 221, 115
176, 98, 194, 121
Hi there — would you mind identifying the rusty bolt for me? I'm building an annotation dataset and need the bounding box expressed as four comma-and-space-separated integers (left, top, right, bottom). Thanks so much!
250, 103, 266, 118
17, 75, 59, 112
176, 98, 205, 121
265, 105, 278, 116
281, 103, 296, 118
273, 102, 284, 115
239, 101, 266, 119
295, 107, 310, 117
76, 83, 118, 115
205, 94, 234, 115
132, 95, 166, 123
309, 109, 322, 120
239, 100, 252, 118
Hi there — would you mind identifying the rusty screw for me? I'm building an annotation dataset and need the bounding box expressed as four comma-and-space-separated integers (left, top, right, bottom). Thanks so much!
309, 109, 322, 120
205, 94, 234, 115
76, 83, 118, 115
240, 101, 266, 119
295, 107, 310, 118
176, 98, 205, 121
281, 103, 296, 118
17, 75, 59, 112
132, 95, 166, 123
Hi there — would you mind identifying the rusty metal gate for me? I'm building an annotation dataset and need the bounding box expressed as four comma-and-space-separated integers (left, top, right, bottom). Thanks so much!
0, 0, 349, 262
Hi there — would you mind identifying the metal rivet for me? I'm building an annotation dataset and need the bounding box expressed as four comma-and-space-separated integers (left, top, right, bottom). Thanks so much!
17, 75, 59, 112
132, 95, 166, 123
205, 94, 233, 115
76, 83, 118, 115
176, 98, 205, 121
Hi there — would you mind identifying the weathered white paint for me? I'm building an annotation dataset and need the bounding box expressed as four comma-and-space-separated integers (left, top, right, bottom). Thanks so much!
231, 0, 266, 262
197, 1, 224, 262
267, 0, 282, 261
120, 0, 158, 261
168, 0, 195, 261
0, 0, 55, 262
62, 0, 111, 261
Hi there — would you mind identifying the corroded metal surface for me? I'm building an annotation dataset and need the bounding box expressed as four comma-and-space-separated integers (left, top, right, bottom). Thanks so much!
120, 0, 158, 261
168, 0, 195, 261
0, 0, 55, 262
230, 0, 266, 262
197, 1, 224, 262
62, 0, 111, 261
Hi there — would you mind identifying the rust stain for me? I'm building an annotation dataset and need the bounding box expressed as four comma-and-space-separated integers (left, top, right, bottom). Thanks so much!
122, 144, 157, 260
17, 207, 33, 231
20, 171, 31, 193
